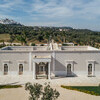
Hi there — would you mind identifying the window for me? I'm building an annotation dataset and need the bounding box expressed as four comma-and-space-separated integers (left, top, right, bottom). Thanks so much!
88, 64, 92, 76
4, 64, 8, 75
67, 64, 72, 76
19, 64, 23, 75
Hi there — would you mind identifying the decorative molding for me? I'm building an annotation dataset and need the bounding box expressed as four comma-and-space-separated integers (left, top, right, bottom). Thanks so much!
3, 60, 11, 63
17, 60, 27, 63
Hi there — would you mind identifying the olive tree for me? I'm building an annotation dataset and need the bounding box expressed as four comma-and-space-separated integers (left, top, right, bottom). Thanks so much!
25, 82, 42, 100
42, 83, 60, 100
25, 82, 60, 100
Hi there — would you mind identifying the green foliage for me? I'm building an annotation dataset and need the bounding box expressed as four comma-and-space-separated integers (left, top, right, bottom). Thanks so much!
42, 83, 60, 100
31, 43, 36, 46
0, 24, 100, 48
25, 82, 43, 100
0, 44, 5, 48
25, 82, 60, 100
9, 34, 15, 43
61, 85, 100, 96
40, 44, 44, 46
0, 85, 22, 89
16, 32, 27, 45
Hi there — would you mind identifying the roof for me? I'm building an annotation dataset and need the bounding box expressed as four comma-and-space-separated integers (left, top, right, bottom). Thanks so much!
0, 45, 99, 52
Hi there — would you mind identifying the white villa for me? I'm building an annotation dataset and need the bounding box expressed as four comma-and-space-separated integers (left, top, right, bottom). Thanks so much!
0, 41, 100, 80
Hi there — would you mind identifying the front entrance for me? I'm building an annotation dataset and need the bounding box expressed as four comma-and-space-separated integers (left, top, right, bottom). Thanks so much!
36, 62, 48, 79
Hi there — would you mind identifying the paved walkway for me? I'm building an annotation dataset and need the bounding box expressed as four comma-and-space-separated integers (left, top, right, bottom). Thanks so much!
0, 76, 100, 100
0, 85, 100, 100
0, 76, 100, 86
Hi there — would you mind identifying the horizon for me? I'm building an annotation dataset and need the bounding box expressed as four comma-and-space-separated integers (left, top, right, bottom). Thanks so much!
0, 0, 100, 31
0, 18, 100, 32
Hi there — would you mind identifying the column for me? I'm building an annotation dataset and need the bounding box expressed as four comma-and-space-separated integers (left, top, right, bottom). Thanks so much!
52, 51, 55, 76
92, 63, 95, 76
33, 62, 36, 79
48, 62, 51, 80
29, 52, 32, 72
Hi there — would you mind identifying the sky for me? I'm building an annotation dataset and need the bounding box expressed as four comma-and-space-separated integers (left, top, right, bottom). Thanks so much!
0, 0, 100, 31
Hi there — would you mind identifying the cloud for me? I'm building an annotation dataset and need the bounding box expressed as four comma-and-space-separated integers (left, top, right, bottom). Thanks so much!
25, 0, 100, 21
0, 0, 100, 30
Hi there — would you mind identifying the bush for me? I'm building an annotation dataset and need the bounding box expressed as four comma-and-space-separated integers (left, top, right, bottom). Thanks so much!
25, 82, 42, 100
42, 83, 60, 100
0, 44, 5, 48
40, 44, 44, 46
31, 43, 36, 46
25, 82, 60, 100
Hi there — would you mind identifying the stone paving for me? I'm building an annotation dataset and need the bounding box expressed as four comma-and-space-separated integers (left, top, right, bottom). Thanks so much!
0, 76, 100, 86
0, 76, 100, 100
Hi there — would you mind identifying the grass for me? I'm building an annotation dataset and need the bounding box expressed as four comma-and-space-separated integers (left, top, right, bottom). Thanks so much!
0, 34, 10, 41
61, 85, 100, 96
0, 85, 22, 89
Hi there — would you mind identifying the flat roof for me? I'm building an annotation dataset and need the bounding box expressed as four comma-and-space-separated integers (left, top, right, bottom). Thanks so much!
0, 45, 99, 51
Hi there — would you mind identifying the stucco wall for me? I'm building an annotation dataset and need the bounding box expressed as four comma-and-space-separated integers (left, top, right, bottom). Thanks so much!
0, 50, 100, 77
55, 51, 100, 77
0, 52, 29, 75
0, 51, 54, 76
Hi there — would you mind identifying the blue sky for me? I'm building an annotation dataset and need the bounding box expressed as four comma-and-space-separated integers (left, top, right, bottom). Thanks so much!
0, 0, 100, 31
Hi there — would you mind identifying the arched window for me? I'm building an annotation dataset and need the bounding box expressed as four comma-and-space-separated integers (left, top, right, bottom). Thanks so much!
4, 64, 8, 75
19, 64, 23, 75
88, 64, 92, 75
67, 64, 72, 75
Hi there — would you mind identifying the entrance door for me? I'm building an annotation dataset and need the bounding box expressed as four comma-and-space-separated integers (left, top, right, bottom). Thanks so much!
36, 62, 48, 79
67, 64, 72, 76
39, 65, 46, 74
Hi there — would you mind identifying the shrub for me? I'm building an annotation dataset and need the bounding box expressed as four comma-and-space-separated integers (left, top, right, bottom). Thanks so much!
31, 43, 35, 46
25, 82, 60, 100
25, 82, 42, 100
42, 83, 60, 100
40, 44, 44, 46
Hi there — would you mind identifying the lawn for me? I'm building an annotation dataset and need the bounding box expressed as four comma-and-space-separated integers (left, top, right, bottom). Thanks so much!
61, 85, 100, 96
0, 34, 10, 41
0, 85, 22, 89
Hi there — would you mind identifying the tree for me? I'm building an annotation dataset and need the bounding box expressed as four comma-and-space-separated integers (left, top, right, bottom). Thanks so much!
16, 32, 27, 45
31, 43, 36, 46
9, 34, 15, 45
25, 82, 60, 100
25, 82, 43, 100
42, 83, 60, 100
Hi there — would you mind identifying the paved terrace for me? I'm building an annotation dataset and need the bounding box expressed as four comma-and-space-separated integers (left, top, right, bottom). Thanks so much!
0, 76, 100, 86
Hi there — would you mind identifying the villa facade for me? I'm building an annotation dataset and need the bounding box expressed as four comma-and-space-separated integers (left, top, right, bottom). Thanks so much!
0, 42, 100, 79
